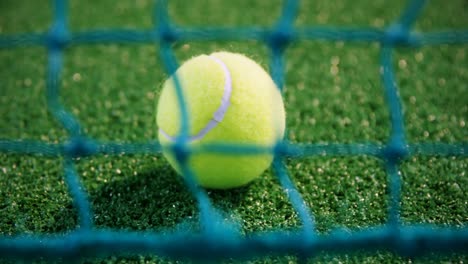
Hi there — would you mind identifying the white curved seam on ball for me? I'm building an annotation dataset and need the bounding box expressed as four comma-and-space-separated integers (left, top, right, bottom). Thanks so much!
159, 55, 233, 142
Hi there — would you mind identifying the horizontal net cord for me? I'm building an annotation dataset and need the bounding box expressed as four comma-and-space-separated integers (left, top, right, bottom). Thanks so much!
0, 226, 467, 261
1, 140, 466, 158
1, 28, 468, 48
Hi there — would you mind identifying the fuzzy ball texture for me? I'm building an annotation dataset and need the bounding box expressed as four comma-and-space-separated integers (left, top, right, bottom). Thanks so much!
156, 52, 285, 189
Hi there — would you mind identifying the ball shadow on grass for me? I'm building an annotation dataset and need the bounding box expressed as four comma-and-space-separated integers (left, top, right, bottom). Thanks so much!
89, 163, 194, 232
87, 159, 251, 233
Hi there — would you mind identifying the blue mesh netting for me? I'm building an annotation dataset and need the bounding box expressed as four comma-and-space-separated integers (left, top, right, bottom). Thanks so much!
0, 0, 467, 262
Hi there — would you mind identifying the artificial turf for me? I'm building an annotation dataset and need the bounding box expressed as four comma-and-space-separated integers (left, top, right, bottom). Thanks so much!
0, 0, 467, 263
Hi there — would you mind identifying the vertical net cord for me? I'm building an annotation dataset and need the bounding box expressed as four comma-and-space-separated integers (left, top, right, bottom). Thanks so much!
47, 0, 94, 230
398, 0, 427, 29
269, 0, 299, 93
381, 46, 404, 228
272, 158, 315, 240
64, 158, 93, 230
47, 0, 81, 137
154, 0, 220, 235
380, 0, 427, 230
154, 0, 189, 139
270, 1, 316, 261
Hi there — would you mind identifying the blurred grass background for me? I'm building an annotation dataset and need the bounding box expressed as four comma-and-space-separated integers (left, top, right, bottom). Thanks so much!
0, 0, 466, 263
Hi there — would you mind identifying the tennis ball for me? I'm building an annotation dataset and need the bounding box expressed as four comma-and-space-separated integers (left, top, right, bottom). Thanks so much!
156, 52, 285, 189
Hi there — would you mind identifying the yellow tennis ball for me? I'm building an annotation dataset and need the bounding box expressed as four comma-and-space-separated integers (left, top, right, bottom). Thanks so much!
156, 51, 285, 189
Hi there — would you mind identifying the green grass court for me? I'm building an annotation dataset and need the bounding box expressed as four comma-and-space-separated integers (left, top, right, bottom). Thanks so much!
0, 0, 467, 263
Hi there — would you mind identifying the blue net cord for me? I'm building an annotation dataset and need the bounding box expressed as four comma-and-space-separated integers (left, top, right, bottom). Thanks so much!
0, 0, 467, 262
